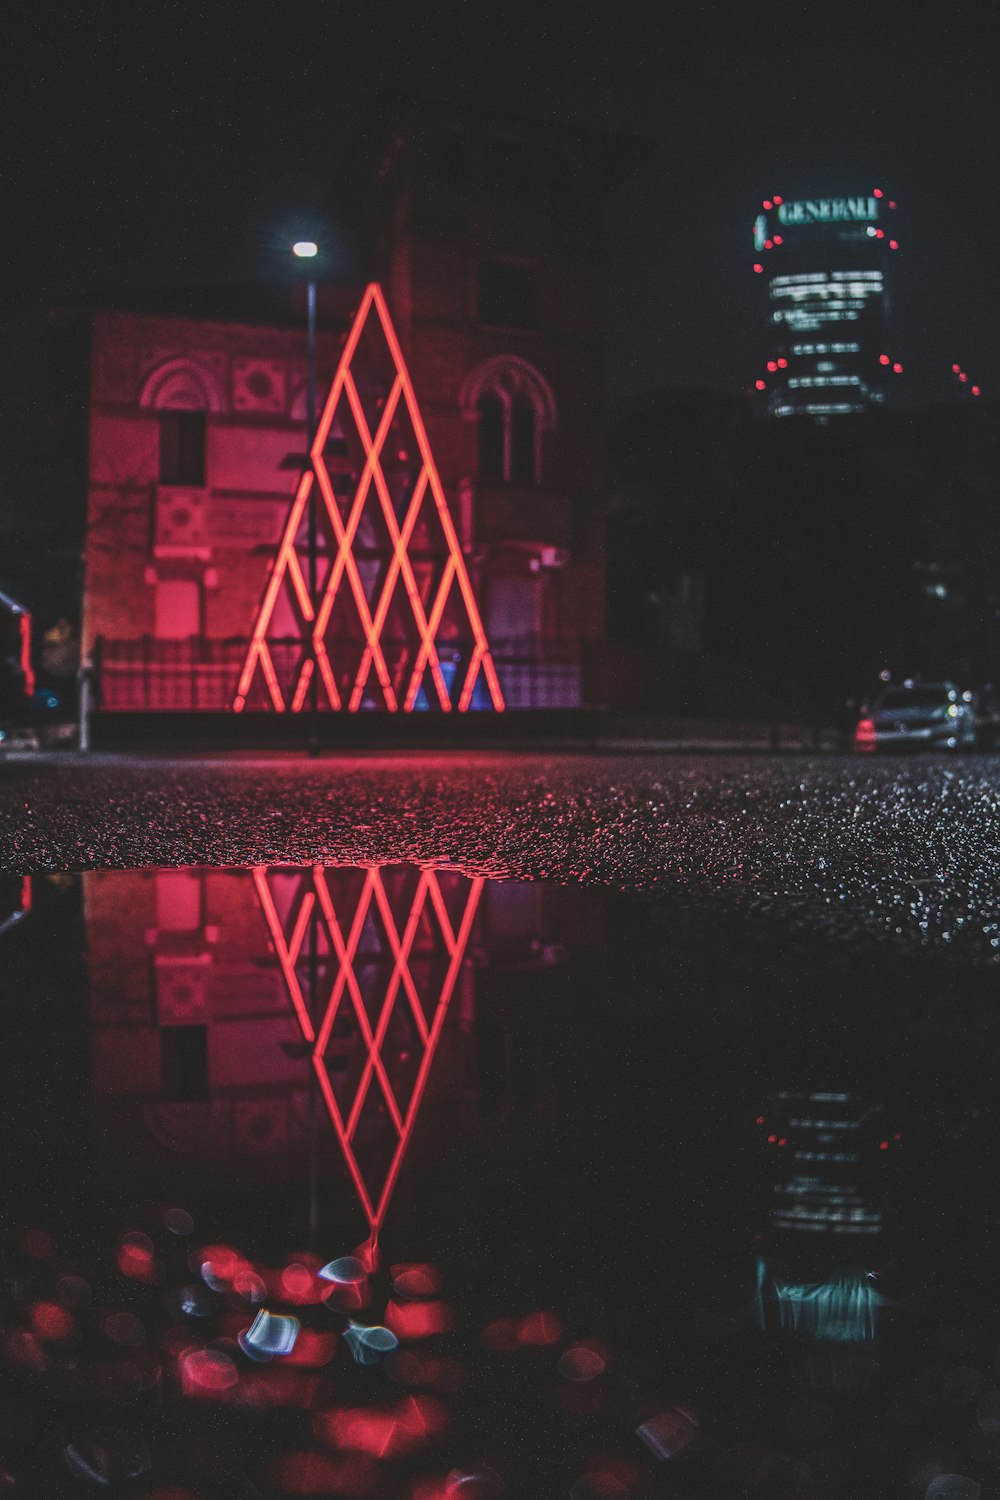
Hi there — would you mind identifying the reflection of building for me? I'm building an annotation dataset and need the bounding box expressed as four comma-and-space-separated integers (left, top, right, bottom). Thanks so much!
752, 190, 899, 419
83, 866, 578, 1236
81, 108, 644, 718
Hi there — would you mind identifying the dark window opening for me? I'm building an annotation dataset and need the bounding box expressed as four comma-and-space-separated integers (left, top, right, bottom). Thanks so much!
510, 397, 536, 485
160, 1025, 208, 1101
478, 262, 537, 329
477, 394, 504, 481
159, 411, 206, 486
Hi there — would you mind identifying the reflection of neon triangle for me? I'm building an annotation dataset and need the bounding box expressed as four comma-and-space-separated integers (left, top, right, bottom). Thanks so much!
234, 283, 504, 713
253, 865, 483, 1234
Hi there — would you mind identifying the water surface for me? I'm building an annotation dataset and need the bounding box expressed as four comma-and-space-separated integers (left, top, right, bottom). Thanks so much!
2, 866, 998, 1498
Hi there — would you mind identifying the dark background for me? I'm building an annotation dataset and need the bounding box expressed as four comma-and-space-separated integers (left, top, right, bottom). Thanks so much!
3, 4, 997, 408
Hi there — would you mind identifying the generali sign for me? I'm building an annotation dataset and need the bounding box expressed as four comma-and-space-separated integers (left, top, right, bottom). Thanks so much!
777, 197, 879, 225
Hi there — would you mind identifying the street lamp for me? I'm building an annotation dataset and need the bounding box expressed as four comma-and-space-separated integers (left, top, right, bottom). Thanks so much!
293, 240, 320, 734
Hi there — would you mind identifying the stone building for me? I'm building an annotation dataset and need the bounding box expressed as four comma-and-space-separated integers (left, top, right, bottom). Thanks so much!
81, 106, 643, 717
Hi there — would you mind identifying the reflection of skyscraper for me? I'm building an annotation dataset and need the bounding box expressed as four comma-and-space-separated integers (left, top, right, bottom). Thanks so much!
753, 1087, 896, 1388
758, 1089, 887, 1240
752, 190, 900, 419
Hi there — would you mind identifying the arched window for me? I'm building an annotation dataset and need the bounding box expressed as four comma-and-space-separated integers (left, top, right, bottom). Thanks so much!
461, 356, 557, 486
140, 358, 223, 488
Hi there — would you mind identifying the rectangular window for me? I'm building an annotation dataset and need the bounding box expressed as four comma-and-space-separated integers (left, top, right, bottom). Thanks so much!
160, 1025, 209, 1101
478, 261, 537, 329
159, 411, 206, 485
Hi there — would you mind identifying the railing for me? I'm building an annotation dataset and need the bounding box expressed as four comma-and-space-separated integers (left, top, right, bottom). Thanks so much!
93, 636, 583, 711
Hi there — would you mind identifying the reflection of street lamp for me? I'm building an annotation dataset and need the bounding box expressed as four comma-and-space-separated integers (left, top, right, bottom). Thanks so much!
292, 241, 320, 731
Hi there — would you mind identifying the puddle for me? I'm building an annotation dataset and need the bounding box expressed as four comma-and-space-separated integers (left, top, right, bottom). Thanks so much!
2, 867, 998, 1497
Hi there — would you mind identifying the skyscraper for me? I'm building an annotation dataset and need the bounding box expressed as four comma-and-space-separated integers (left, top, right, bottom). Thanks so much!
752, 190, 901, 419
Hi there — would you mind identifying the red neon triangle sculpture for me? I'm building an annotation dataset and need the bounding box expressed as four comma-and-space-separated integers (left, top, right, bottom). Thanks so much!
254, 865, 483, 1236
233, 283, 504, 713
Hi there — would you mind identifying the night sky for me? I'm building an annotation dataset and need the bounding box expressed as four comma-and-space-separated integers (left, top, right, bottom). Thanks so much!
4, 5, 997, 410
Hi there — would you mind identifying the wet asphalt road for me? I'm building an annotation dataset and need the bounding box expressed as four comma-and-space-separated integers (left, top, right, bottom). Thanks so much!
3, 749, 1000, 962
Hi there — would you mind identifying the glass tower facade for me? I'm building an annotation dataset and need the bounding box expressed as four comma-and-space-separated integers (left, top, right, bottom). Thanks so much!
752, 191, 900, 419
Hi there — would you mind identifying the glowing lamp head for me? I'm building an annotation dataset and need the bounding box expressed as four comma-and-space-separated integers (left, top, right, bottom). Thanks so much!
292, 241, 319, 258
767, 361, 777, 372
762, 199, 773, 210
893, 363, 903, 374
777, 357, 788, 368
873, 188, 883, 198
973, 386, 982, 396
753, 263, 764, 274
889, 240, 899, 250
755, 379, 766, 391
773, 195, 783, 206
952, 364, 962, 374
959, 372, 968, 383
879, 354, 890, 365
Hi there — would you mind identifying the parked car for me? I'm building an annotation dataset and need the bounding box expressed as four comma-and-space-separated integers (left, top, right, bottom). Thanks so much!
855, 682, 977, 751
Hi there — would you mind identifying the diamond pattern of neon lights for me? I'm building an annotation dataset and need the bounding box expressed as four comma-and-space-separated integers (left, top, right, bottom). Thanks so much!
254, 866, 482, 1235
234, 283, 504, 713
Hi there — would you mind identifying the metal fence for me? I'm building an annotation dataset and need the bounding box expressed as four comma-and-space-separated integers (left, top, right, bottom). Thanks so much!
94, 636, 583, 711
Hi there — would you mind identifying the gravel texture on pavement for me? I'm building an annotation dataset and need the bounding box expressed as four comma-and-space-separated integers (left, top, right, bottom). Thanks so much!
3, 750, 1000, 962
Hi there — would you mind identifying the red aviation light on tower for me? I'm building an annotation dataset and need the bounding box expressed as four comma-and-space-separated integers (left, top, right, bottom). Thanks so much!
234, 284, 504, 715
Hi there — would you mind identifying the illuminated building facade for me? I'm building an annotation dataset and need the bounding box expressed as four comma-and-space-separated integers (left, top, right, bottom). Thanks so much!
752, 190, 901, 419
80, 108, 638, 718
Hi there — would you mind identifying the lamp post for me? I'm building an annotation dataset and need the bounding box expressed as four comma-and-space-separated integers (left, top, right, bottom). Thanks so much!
292, 241, 320, 736
292, 243, 323, 1227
